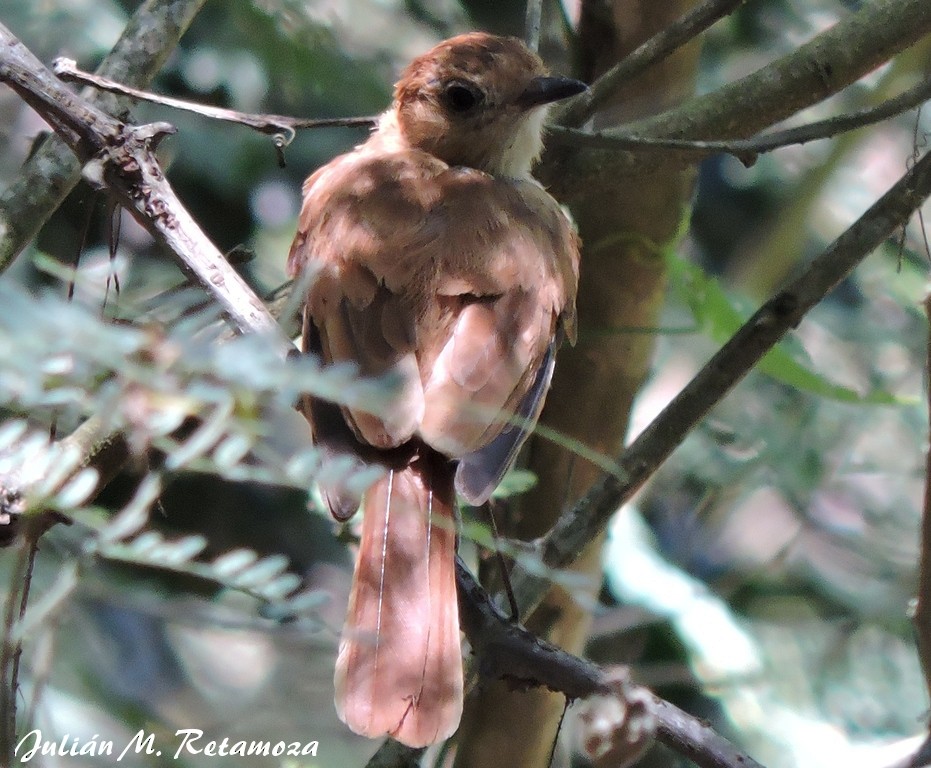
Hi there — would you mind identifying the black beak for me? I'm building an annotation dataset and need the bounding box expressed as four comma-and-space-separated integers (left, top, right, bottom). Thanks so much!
517, 75, 588, 109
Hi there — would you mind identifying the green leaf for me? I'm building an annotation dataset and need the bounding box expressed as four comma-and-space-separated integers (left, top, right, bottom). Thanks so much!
489, 468, 538, 500
667, 254, 910, 405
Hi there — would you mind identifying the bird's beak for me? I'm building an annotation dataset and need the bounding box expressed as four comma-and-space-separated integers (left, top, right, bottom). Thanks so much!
517, 76, 588, 109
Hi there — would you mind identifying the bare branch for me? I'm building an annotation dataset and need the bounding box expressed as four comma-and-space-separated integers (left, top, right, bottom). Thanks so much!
623, 0, 931, 141
455, 558, 607, 698
653, 697, 766, 768
52, 57, 377, 145
0, 0, 207, 272
556, 0, 747, 127
548, 75, 931, 164
0, 512, 67, 763
454, 560, 765, 768
0, 22, 289, 346
55, 415, 131, 499
550, 0, 931, 195
54, 55, 930, 172
513, 146, 931, 618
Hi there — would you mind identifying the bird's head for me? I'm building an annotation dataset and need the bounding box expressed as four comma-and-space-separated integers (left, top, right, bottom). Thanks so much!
390, 33, 587, 178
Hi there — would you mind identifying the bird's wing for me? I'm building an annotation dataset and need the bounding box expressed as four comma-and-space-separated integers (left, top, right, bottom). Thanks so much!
454, 332, 558, 506
417, 172, 578, 503
289, 150, 579, 497
289, 151, 447, 450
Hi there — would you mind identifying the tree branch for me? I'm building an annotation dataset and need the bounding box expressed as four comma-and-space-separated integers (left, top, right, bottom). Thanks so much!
455, 558, 607, 698
556, 0, 747, 128
0, 21, 289, 345
524, 0, 542, 53
52, 57, 377, 144
620, 0, 931, 141
548, 75, 931, 165
550, 0, 931, 195
52, 58, 931, 176
453, 560, 765, 768
0, 0, 207, 272
653, 697, 766, 768
511, 145, 931, 618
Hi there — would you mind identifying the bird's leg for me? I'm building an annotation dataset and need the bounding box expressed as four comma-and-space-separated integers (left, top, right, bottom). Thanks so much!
482, 498, 520, 622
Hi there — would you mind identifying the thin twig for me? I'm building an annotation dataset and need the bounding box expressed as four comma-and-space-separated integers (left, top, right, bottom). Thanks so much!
548, 76, 931, 165
511, 147, 931, 618
549, 0, 931, 198
21, 606, 59, 740
556, 0, 747, 127
8, 536, 38, 739
53, 58, 377, 147
910, 105, 930, 261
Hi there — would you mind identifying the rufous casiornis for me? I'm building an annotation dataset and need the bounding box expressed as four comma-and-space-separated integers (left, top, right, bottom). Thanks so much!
287, 32, 586, 747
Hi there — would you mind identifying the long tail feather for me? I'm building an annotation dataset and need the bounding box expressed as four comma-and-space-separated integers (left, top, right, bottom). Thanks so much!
334, 453, 463, 747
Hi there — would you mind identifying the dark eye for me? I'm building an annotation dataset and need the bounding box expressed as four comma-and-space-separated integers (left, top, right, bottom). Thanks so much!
442, 81, 483, 113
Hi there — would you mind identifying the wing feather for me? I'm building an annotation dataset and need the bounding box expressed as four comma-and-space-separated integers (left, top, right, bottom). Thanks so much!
289, 147, 579, 491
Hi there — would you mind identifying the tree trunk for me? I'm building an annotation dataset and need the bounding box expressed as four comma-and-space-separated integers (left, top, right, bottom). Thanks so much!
453, 3, 704, 766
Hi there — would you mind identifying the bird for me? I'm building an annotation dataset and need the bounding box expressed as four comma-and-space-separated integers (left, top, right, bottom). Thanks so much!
287, 32, 585, 748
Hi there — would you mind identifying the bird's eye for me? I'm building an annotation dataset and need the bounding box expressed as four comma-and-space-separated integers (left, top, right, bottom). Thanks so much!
441, 81, 483, 113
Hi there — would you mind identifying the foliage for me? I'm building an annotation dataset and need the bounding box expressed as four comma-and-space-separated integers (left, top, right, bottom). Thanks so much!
0, 278, 394, 766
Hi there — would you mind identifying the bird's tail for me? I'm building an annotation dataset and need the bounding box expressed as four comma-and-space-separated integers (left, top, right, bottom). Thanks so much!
334, 452, 463, 747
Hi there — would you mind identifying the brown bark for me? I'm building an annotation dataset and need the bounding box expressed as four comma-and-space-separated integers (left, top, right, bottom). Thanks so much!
453, 3, 704, 766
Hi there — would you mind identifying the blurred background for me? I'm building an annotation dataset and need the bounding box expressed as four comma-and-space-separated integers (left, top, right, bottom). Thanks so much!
0, 0, 930, 766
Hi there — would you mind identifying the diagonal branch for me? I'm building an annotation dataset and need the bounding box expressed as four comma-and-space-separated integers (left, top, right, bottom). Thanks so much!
511, 146, 931, 618
618, 0, 931, 141
556, 0, 747, 128
453, 560, 766, 768
455, 558, 607, 699
548, 75, 931, 165
552, 0, 931, 193
52, 57, 377, 143
0, 0, 207, 272
0, 21, 289, 346
653, 697, 766, 768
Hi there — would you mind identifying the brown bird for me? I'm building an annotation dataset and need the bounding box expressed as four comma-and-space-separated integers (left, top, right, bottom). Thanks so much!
288, 32, 585, 747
